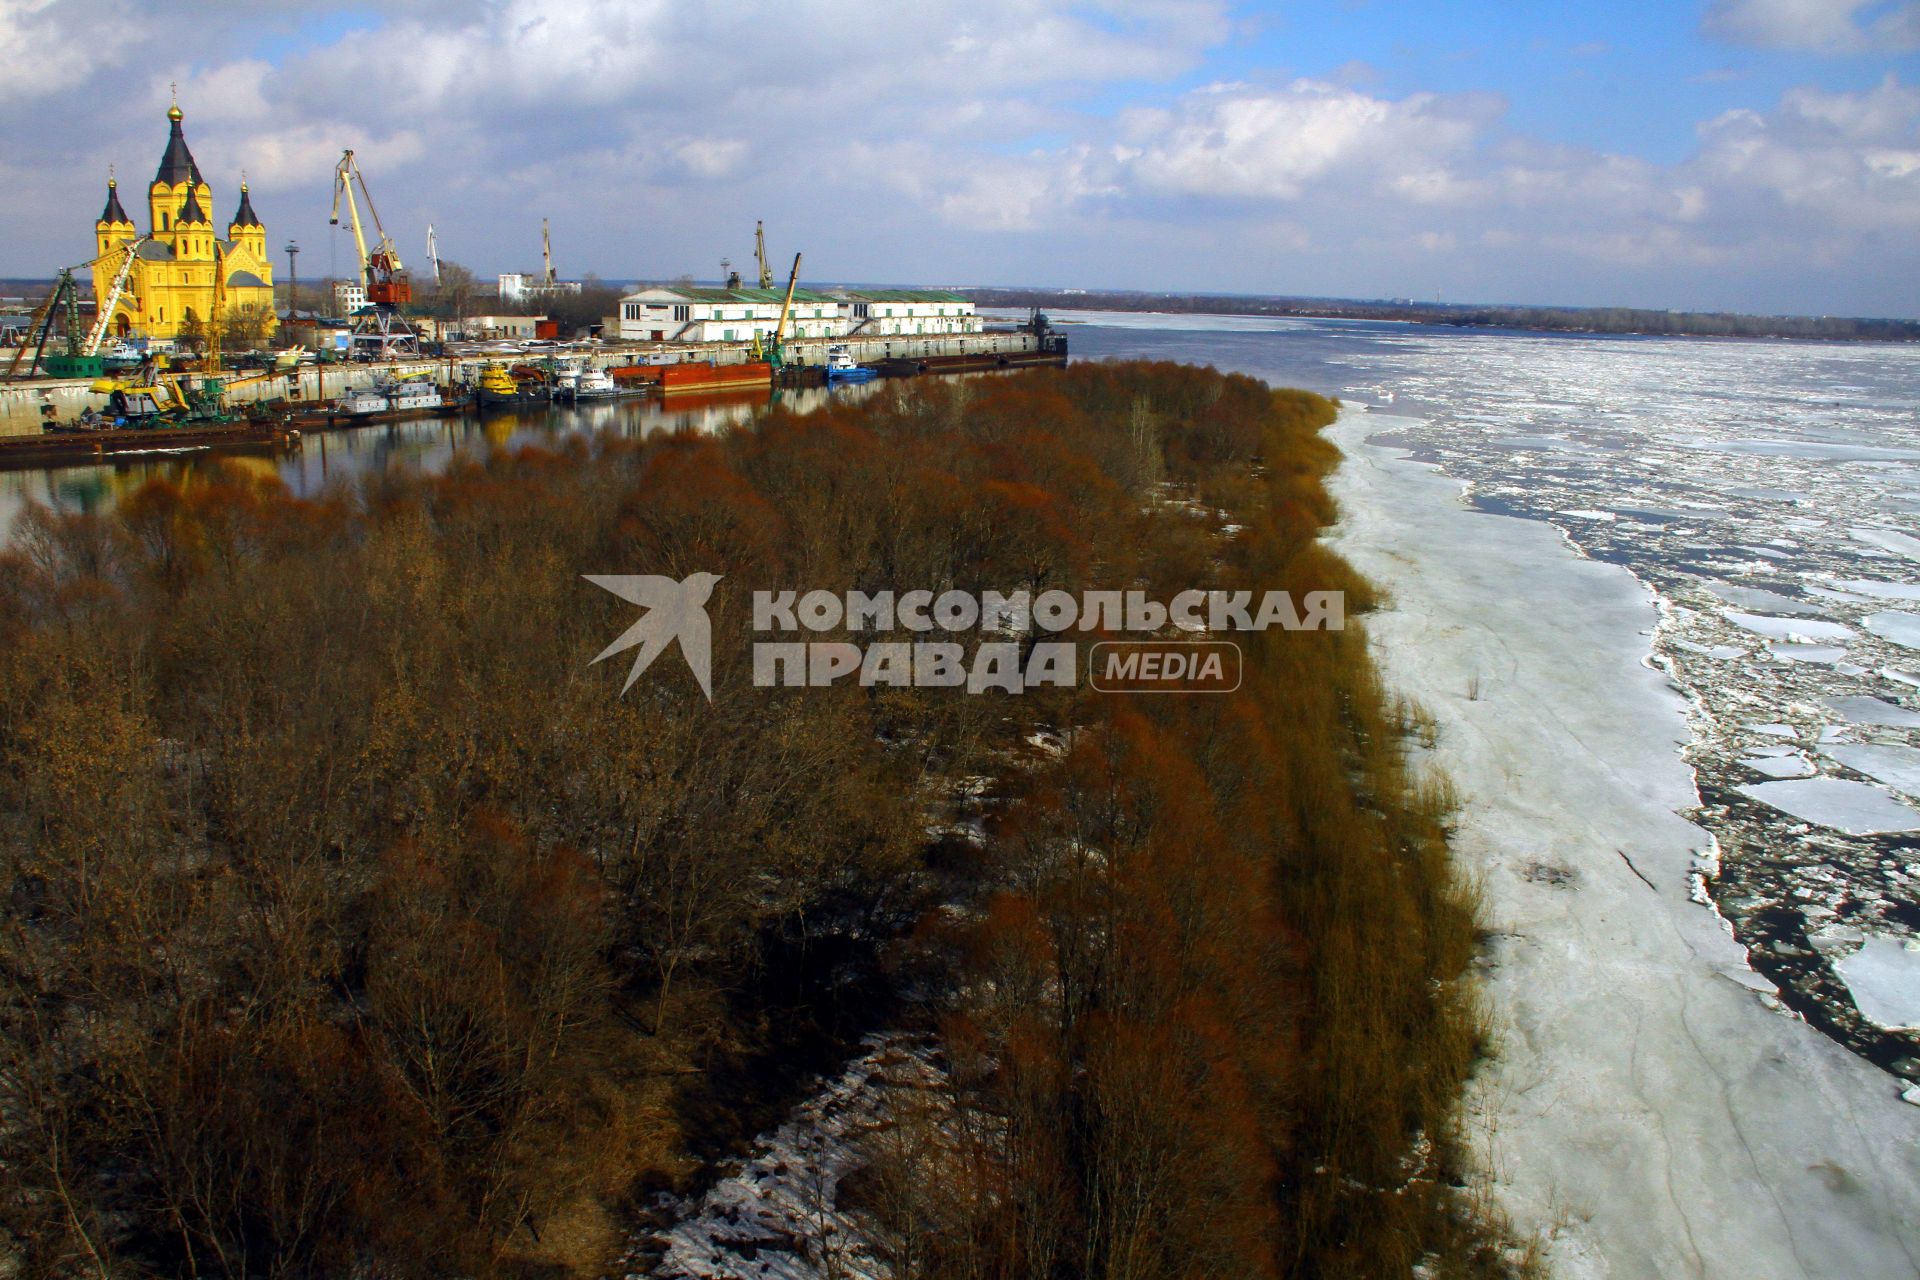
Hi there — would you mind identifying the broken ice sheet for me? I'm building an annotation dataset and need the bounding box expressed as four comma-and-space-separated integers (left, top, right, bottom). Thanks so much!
1837, 937, 1920, 1032
1723, 610, 1856, 642
1769, 643, 1849, 665
1824, 744, 1920, 798
1710, 584, 1826, 615
1824, 696, 1920, 728
1863, 611, 1920, 650
1740, 753, 1816, 779
1734, 778, 1920, 836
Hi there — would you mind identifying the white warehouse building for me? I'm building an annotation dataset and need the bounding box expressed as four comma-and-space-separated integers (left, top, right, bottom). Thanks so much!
615, 285, 844, 343
839, 290, 981, 337
613, 285, 981, 343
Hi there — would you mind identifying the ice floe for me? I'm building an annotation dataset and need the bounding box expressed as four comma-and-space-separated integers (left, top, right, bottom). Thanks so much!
1825, 695, 1920, 727
1837, 937, 1920, 1032
1723, 610, 1856, 642
1825, 743, 1920, 797
1863, 610, 1920, 650
1734, 777, 1920, 835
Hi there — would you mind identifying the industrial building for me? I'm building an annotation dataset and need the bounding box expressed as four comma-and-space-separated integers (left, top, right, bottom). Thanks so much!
839, 290, 981, 337
612, 286, 980, 344
498, 272, 583, 303
615, 285, 846, 344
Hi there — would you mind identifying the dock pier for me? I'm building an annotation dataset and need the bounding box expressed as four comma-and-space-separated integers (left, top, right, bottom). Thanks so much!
0, 329, 1063, 437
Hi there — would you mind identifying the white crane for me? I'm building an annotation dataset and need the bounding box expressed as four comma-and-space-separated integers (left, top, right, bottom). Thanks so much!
426, 223, 441, 286
542, 217, 555, 286
84, 235, 151, 354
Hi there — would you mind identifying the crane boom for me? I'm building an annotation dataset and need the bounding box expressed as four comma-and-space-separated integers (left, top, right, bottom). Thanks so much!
3, 276, 70, 382
762, 251, 803, 373
427, 224, 441, 286
205, 241, 226, 375
329, 149, 410, 305
755, 221, 772, 290
542, 218, 555, 285
83, 236, 149, 355
329, 152, 371, 288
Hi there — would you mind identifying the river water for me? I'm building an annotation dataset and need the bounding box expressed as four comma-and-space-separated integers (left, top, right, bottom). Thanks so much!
1068, 310, 1920, 1077
8, 312, 1920, 1077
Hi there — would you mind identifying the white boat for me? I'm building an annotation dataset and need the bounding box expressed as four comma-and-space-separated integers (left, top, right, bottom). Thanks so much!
332, 374, 445, 419
102, 339, 144, 370
555, 360, 620, 399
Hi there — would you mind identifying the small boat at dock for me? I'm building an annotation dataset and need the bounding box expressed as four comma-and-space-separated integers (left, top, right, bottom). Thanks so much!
552, 360, 622, 400
823, 345, 878, 384
474, 362, 557, 406
330, 374, 449, 422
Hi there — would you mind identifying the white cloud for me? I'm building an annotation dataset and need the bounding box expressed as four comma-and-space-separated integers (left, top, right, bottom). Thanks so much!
0, 0, 125, 102
1704, 0, 1920, 53
6, 0, 1920, 315
1118, 80, 1495, 202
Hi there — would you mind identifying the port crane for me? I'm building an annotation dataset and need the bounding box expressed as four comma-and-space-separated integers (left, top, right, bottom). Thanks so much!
329, 148, 419, 359
755, 221, 772, 290
426, 224, 441, 286
4, 271, 81, 381
85, 235, 151, 355
750, 251, 803, 373
4, 235, 158, 382
542, 218, 556, 286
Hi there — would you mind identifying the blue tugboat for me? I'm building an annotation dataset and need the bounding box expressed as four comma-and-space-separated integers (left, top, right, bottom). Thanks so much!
823, 345, 877, 384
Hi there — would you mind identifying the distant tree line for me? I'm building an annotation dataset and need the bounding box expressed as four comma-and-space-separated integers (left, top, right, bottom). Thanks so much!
965, 287, 1920, 342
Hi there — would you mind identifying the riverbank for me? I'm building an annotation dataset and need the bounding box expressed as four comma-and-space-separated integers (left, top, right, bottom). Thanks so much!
1327, 407, 1920, 1278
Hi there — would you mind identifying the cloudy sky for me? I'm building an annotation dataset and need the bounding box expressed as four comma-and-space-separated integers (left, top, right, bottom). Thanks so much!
5, 0, 1920, 316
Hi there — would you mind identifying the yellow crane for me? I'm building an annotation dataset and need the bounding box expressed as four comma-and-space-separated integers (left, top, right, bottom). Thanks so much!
766, 251, 802, 372
330, 149, 410, 306
204, 241, 227, 375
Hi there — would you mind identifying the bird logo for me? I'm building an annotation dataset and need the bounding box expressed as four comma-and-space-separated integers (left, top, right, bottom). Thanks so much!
585, 572, 723, 700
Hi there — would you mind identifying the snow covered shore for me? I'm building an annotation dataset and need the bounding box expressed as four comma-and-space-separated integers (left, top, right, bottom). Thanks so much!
1327, 408, 1920, 1279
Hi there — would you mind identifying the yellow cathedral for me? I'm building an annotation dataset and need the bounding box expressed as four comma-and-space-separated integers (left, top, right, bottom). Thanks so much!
91, 102, 276, 343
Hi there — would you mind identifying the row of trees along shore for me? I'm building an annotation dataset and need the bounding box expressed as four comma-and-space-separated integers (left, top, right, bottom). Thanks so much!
0, 362, 1524, 1278
963, 287, 1920, 342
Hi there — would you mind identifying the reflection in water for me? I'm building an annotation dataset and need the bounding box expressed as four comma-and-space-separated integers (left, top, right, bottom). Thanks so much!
1, 381, 876, 536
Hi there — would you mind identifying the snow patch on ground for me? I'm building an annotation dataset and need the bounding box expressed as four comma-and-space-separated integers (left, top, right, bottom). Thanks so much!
638, 1036, 945, 1280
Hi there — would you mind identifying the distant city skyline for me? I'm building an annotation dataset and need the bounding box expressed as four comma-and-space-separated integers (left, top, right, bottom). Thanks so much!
4, 0, 1919, 317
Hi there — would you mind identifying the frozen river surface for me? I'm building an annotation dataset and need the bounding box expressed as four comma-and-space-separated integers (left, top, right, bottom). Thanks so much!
1072, 314, 1920, 1078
